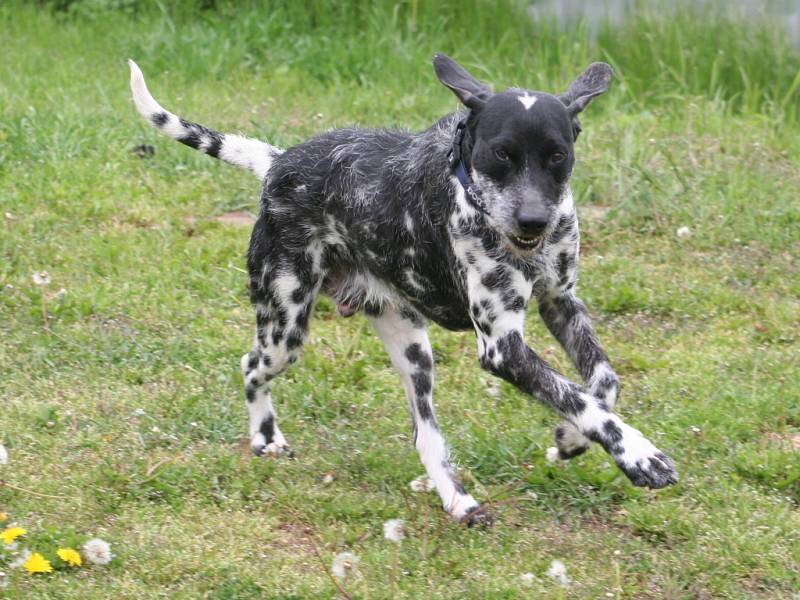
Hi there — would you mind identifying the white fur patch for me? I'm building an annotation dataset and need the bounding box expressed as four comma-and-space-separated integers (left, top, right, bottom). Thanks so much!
517, 93, 537, 110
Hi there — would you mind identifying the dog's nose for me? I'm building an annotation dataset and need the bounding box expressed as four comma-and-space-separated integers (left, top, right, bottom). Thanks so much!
516, 206, 549, 237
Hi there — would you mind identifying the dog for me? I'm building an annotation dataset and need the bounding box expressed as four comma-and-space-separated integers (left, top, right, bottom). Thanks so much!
128, 54, 677, 525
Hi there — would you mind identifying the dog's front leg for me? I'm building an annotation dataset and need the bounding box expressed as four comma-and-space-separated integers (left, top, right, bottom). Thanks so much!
369, 305, 488, 525
476, 312, 677, 488
538, 291, 620, 459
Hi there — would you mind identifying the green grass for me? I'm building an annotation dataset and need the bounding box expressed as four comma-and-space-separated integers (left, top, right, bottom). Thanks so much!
1, 1, 799, 598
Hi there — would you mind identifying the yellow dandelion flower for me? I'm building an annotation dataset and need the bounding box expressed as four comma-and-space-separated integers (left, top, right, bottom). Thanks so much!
0, 512, 8, 523
57, 548, 82, 567
0, 527, 26, 544
24, 552, 53, 574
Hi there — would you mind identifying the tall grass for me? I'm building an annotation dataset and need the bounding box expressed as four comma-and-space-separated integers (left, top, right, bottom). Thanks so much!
20, 0, 800, 122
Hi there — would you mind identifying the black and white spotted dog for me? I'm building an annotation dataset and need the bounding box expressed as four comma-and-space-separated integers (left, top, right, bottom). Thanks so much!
129, 54, 677, 525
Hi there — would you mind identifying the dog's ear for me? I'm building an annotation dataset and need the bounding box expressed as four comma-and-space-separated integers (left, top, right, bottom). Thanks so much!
559, 62, 613, 115
433, 53, 492, 110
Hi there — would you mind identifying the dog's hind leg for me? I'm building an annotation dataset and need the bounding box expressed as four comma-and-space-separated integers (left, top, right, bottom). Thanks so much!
242, 256, 322, 457
368, 305, 487, 525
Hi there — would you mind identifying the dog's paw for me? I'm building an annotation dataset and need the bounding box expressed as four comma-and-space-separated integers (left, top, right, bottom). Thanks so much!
612, 427, 677, 489
554, 422, 590, 460
251, 431, 294, 458
460, 505, 494, 528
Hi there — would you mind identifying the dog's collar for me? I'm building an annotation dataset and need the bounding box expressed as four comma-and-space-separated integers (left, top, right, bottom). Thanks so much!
448, 119, 488, 214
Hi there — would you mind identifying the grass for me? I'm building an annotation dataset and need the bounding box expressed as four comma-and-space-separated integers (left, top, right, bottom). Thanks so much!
1, 1, 799, 597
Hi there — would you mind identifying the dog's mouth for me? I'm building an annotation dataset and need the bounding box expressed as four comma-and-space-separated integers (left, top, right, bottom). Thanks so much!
508, 233, 544, 251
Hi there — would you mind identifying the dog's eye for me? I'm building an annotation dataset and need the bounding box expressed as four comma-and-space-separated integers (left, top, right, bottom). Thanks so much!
550, 152, 566, 164
494, 149, 510, 161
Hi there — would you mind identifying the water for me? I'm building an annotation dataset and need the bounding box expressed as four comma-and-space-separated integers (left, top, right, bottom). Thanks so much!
528, 0, 800, 46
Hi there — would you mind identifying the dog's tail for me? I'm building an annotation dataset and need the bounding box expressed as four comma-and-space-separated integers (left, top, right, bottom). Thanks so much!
128, 60, 281, 180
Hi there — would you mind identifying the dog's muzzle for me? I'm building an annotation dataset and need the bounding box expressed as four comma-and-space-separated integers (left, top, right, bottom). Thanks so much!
508, 233, 544, 251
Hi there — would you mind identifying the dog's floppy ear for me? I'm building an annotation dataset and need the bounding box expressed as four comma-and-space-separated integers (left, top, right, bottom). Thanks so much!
433, 53, 492, 110
559, 62, 613, 115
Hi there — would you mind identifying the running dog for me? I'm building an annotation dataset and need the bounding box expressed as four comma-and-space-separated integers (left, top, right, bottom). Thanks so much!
128, 54, 677, 526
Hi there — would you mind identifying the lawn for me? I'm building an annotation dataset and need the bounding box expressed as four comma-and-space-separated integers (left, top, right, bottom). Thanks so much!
0, 1, 798, 598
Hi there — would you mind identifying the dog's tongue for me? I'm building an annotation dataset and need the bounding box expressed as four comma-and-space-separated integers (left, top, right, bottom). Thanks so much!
337, 302, 358, 318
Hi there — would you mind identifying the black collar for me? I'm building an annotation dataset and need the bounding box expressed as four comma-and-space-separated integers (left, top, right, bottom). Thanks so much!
448, 118, 488, 214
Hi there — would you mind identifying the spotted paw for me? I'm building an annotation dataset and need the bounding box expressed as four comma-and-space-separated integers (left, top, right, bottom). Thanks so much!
460, 505, 494, 528
554, 422, 590, 460
612, 427, 678, 489
618, 451, 677, 489
251, 437, 294, 458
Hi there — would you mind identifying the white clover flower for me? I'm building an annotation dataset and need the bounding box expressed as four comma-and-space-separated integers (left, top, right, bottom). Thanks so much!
32, 271, 51, 286
383, 519, 406, 543
409, 475, 435, 493
546, 559, 570, 586
0, 443, 7, 465
676, 226, 691, 238
331, 551, 359, 580
545, 447, 560, 464
82, 538, 113, 565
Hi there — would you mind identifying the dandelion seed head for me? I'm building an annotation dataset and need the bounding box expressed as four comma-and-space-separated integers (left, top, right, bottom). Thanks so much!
331, 551, 359, 580
0, 444, 7, 466
32, 271, 51, 286
83, 538, 113, 565
676, 226, 691, 238
520, 572, 536, 587
9, 549, 31, 570
545, 447, 560, 464
409, 476, 435, 493
546, 559, 571, 587
383, 519, 406, 543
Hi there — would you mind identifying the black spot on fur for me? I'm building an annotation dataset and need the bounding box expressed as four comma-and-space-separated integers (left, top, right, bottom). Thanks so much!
416, 396, 433, 420
151, 112, 169, 127
547, 213, 576, 244
503, 293, 525, 312
411, 371, 432, 397
291, 287, 307, 304
206, 135, 223, 158
479, 321, 492, 337
405, 344, 433, 371
178, 130, 202, 149
481, 265, 510, 291
604, 419, 623, 443
245, 386, 256, 402
286, 330, 304, 350
259, 415, 275, 444
556, 251, 574, 285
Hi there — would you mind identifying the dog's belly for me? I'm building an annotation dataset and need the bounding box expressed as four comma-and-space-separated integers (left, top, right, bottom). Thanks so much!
322, 265, 473, 331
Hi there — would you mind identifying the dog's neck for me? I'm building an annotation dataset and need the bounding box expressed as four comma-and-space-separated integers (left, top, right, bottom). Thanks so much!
448, 114, 488, 214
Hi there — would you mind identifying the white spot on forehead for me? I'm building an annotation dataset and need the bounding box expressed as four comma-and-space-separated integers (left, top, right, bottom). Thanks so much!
517, 93, 537, 110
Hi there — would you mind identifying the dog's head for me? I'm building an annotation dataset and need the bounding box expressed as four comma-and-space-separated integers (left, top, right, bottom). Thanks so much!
434, 54, 612, 251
